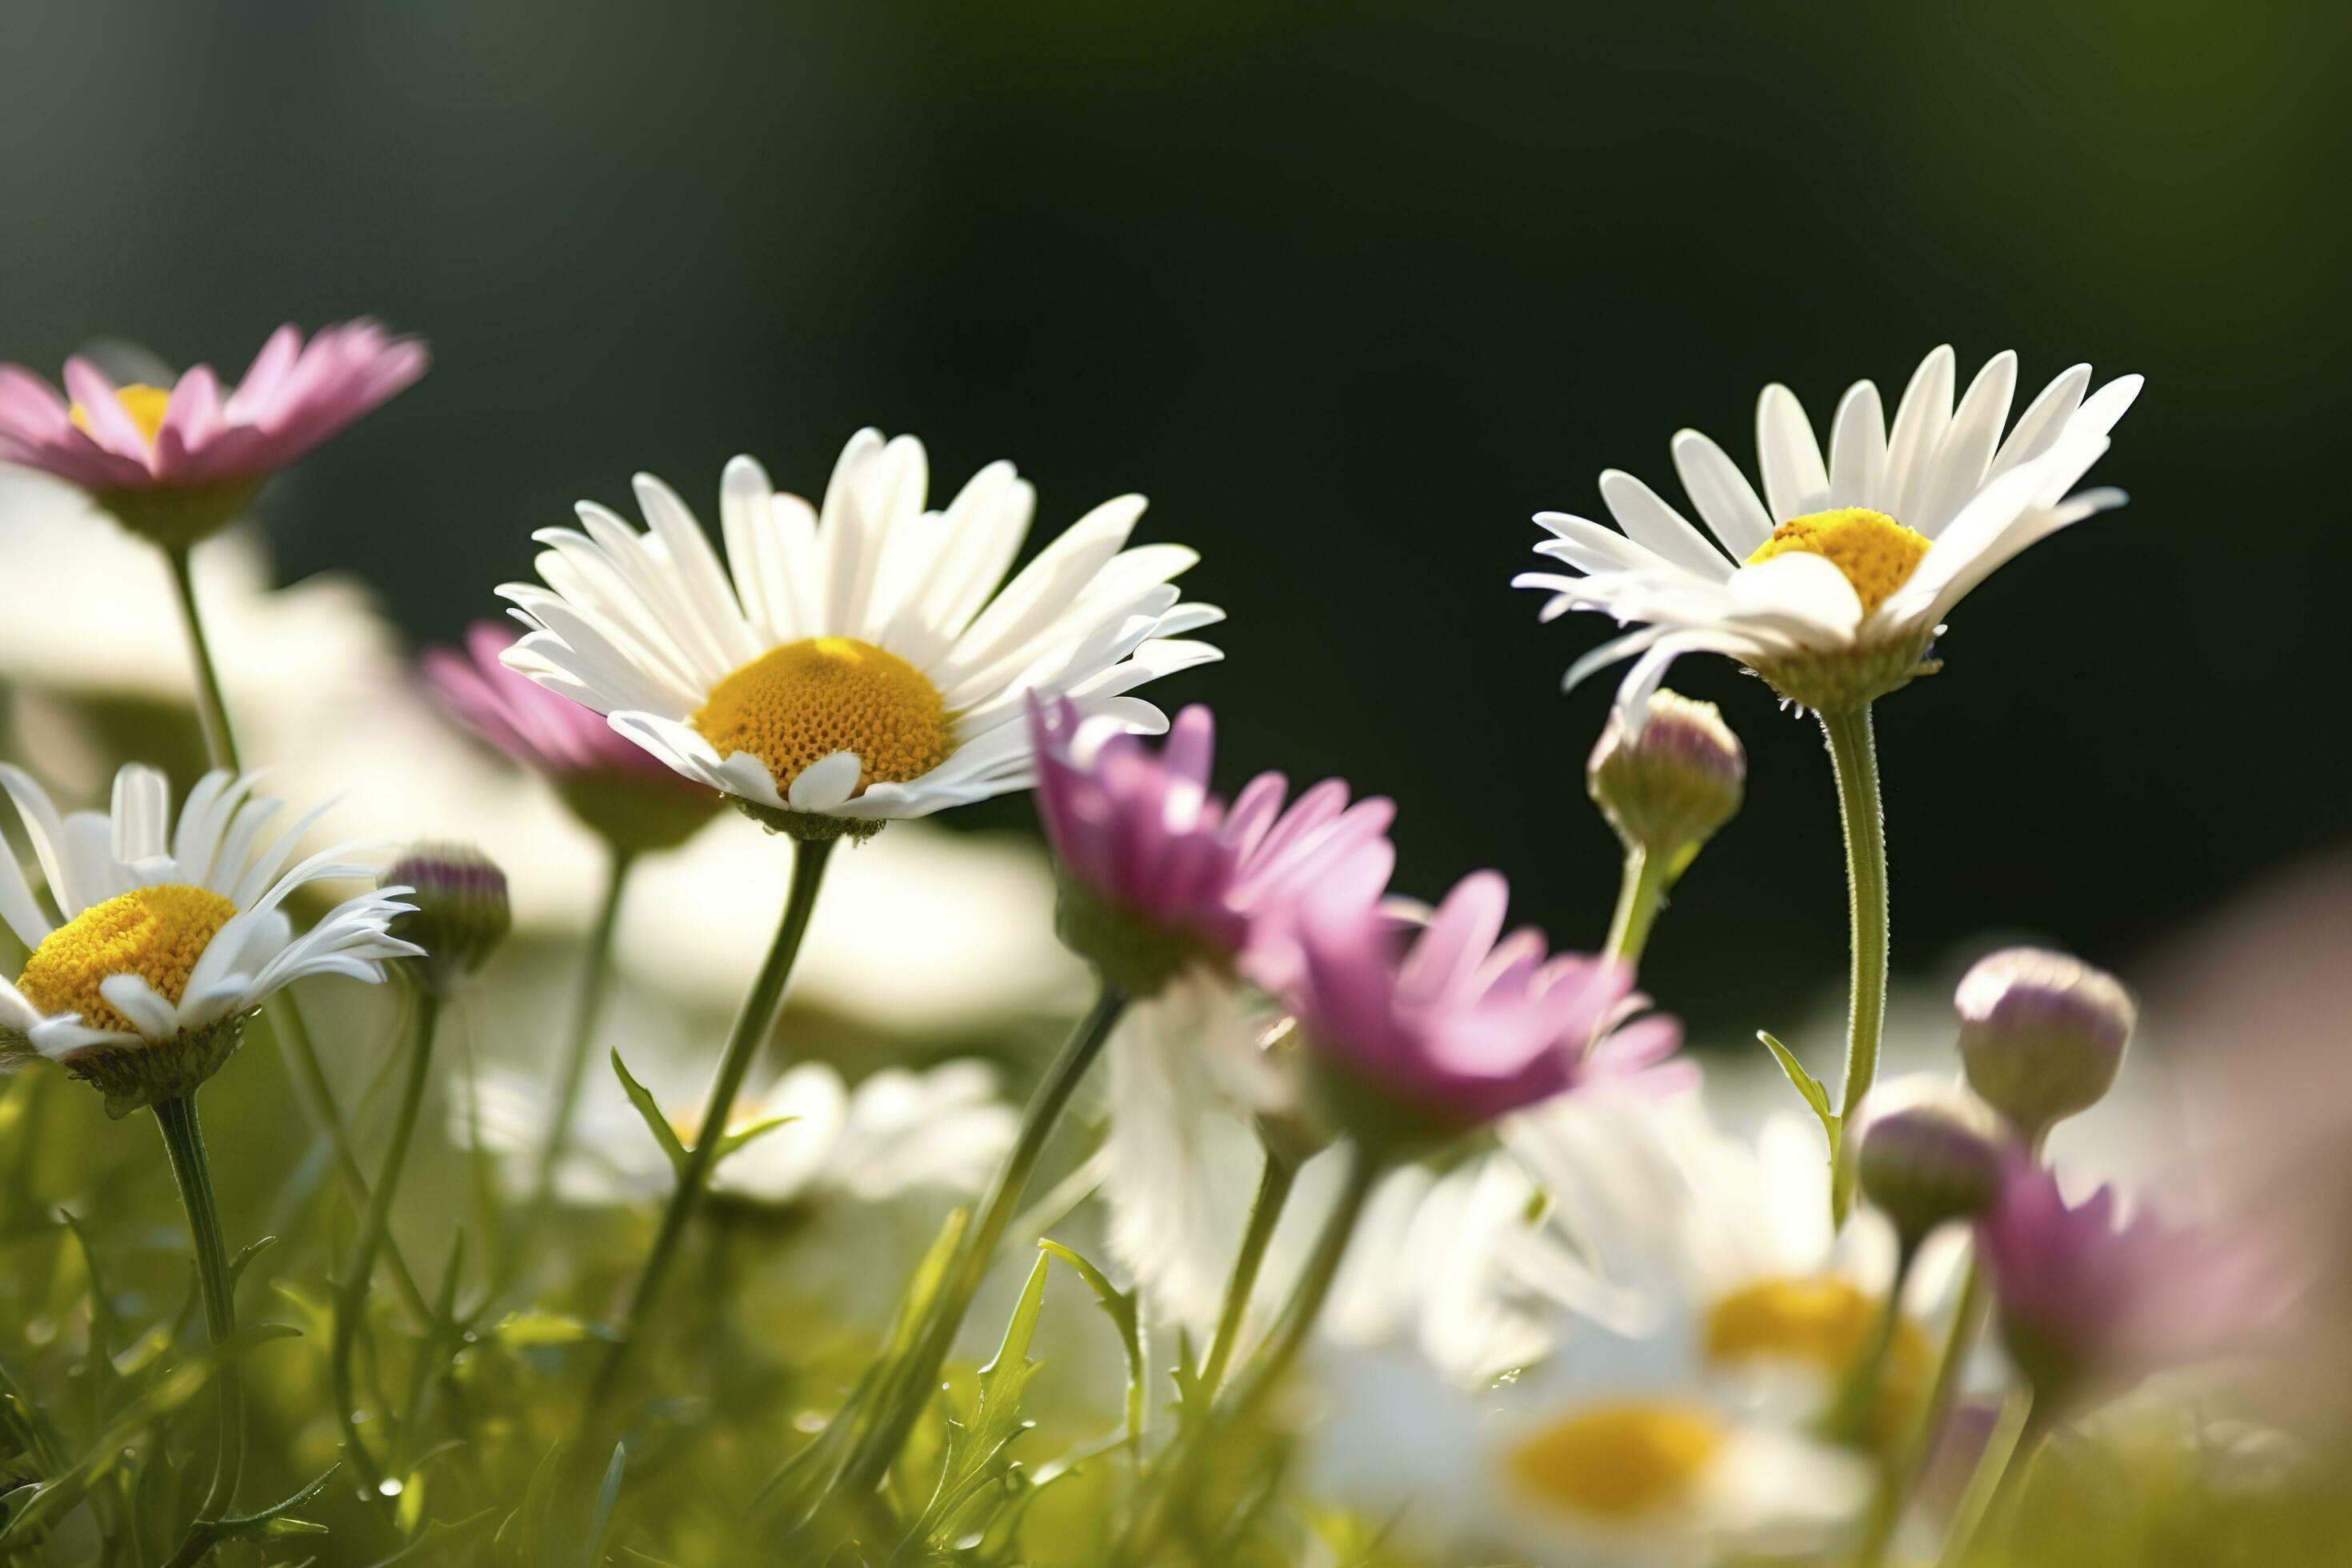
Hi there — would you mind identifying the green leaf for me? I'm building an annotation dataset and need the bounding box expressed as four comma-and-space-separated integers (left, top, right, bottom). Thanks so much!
362, 1506, 498, 1566
610, 1049, 690, 1174
1038, 1239, 1146, 1458
217, 1460, 342, 1540
711, 1112, 798, 1163
583, 1443, 626, 1567
1757, 1030, 1840, 1151
227, 1234, 278, 1286
908, 1250, 1051, 1552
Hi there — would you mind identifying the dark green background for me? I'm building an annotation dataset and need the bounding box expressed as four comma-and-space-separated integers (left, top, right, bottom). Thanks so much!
4, 2, 2344, 1038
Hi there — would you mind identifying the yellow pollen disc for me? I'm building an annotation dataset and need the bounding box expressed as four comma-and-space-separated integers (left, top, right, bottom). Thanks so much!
690, 636, 954, 799
1706, 1276, 1930, 1434
1745, 507, 1930, 615
68, 384, 174, 448
17, 884, 238, 1034
1507, 1402, 1726, 1522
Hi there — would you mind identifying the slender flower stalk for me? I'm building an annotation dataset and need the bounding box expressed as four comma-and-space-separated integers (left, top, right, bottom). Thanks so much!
838, 981, 1130, 1492
1195, 1145, 1300, 1394
331, 983, 443, 1501
1603, 846, 1671, 965
512, 848, 636, 1282
151, 1094, 244, 1550
1939, 1406, 2046, 1567
587, 836, 837, 1418
1219, 1144, 1382, 1426
1821, 702, 1889, 1226
157, 542, 435, 1325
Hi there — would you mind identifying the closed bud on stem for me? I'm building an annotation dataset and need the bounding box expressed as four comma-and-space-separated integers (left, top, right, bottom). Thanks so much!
384, 842, 510, 995
1955, 948, 2135, 1140
1858, 1106, 2003, 1251
1587, 690, 1745, 875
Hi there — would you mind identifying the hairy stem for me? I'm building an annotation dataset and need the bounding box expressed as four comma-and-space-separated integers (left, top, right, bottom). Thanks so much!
1820, 702, 1889, 1226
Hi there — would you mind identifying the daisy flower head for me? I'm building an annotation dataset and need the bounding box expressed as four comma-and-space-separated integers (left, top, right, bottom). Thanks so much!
1506, 1079, 1976, 1450
1030, 694, 1395, 995
0, 763, 420, 1115
425, 622, 722, 854
1284, 870, 1683, 1149
1517, 346, 2142, 722
0, 321, 427, 547
498, 430, 1223, 842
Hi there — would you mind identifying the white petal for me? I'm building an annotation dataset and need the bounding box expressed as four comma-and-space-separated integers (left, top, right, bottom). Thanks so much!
1596, 470, 1736, 578
1754, 383, 1830, 522
1909, 350, 2015, 538
1666, 433, 1774, 558
786, 750, 862, 813
98, 974, 180, 1040
1882, 345, 1954, 525
1826, 379, 1887, 510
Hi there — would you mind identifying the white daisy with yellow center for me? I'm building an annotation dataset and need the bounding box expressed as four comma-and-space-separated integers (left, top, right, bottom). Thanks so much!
0, 764, 420, 1112
1516, 346, 2141, 720
497, 429, 1222, 838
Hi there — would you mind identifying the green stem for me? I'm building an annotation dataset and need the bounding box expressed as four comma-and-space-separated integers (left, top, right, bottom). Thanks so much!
163, 543, 239, 774
587, 835, 836, 1418
152, 1095, 244, 1536
1820, 702, 1889, 1226
159, 534, 433, 1328
1196, 1146, 1299, 1395
1830, 1242, 1918, 1450
1219, 1145, 1380, 1430
840, 980, 1130, 1493
1941, 1404, 2043, 1567
512, 849, 634, 1283
1602, 844, 1673, 966
1932, 1386, 2034, 1567
332, 984, 442, 1501
1122, 1145, 1382, 1566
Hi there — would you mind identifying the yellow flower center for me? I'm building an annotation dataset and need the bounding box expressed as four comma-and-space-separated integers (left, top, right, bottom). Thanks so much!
68, 384, 174, 448
1507, 1402, 1726, 1522
1745, 507, 1930, 615
17, 885, 238, 1034
1705, 1276, 1931, 1438
690, 637, 954, 800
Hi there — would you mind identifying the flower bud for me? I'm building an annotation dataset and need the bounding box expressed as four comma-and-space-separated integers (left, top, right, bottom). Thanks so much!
1858, 1106, 2002, 1251
1587, 690, 1745, 870
383, 842, 511, 994
1955, 948, 2135, 1138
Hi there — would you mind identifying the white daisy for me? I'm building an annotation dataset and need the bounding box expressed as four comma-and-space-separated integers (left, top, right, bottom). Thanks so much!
468, 1055, 1018, 1210
1505, 1080, 1970, 1439
0, 762, 418, 1112
1310, 1326, 1872, 1566
498, 429, 1222, 834
1516, 346, 2142, 720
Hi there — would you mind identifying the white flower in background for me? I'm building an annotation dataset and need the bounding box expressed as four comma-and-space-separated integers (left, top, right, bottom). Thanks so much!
498, 429, 1222, 830
468, 1054, 1017, 1209
1099, 973, 1282, 1333
1310, 1326, 1871, 1566
615, 810, 1088, 1032
1516, 346, 2141, 720
1507, 1081, 1966, 1399
0, 763, 417, 1110
1099, 969, 1555, 1386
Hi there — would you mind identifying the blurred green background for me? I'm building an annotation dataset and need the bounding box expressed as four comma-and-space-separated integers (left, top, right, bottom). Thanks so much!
3, 0, 2344, 1040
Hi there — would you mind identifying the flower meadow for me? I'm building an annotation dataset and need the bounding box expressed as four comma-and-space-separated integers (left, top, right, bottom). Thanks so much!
0, 324, 2340, 1568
